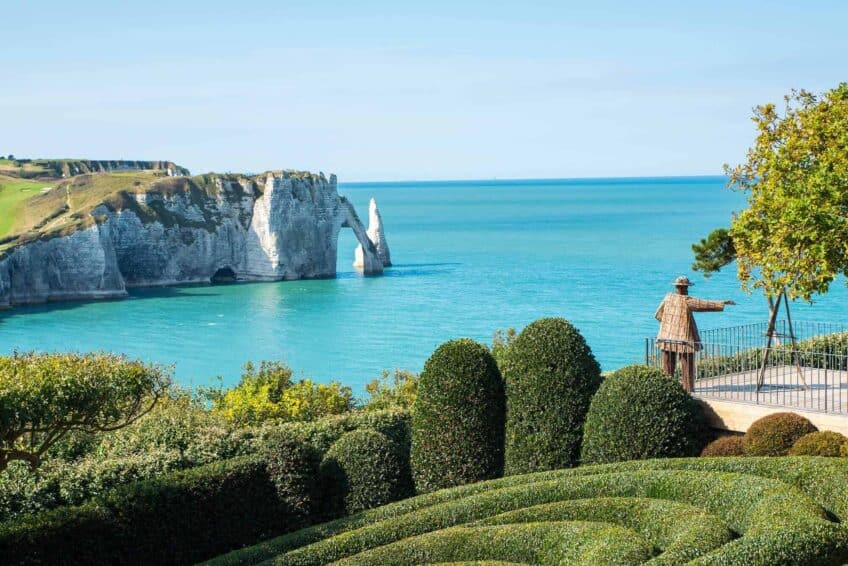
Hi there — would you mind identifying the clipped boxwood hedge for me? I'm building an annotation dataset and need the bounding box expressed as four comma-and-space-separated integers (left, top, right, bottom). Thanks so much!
0, 455, 300, 565
790, 431, 848, 457
321, 429, 412, 516
270, 408, 411, 457
208, 456, 848, 566
581, 365, 705, 464
701, 435, 746, 457
265, 432, 321, 522
411, 339, 505, 493
502, 318, 601, 474
744, 412, 818, 456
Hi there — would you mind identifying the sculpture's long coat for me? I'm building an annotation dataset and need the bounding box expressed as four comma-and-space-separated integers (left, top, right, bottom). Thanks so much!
655, 293, 726, 353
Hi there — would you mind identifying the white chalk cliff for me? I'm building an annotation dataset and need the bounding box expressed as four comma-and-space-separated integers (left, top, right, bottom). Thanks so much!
353, 198, 392, 270
0, 170, 388, 308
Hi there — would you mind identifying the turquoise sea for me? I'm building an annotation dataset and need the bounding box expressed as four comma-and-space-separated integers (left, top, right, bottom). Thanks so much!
2, 176, 847, 392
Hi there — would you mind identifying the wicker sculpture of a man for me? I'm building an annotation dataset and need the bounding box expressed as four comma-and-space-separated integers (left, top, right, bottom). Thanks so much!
655, 276, 735, 392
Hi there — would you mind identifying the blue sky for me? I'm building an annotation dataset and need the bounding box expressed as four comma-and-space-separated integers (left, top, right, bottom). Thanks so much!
3, 1, 846, 180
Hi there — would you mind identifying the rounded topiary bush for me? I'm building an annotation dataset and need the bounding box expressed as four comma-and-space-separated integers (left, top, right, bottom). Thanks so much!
701, 435, 745, 457
502, 318, 601, 474
320, 429, 411, 516
411, 338, 505, 493
789, 430, 847, 457
581, 365, 705, 464
264, 432, 321, 524
743, 412, 818, 456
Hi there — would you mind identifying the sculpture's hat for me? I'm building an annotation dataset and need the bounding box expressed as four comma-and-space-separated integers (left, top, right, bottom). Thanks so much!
672, 276, 694, 287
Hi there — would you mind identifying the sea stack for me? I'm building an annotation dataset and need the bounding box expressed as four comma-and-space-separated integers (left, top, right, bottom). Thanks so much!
354, 198, 392, 269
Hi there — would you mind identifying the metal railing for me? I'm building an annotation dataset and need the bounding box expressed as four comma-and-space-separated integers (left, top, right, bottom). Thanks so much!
645, 320, 848, 414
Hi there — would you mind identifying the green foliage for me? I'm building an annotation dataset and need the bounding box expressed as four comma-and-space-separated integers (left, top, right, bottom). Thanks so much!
264, 433, 320, 524
320, 429, 412, 516
701, 435, 746, 457
502, 318, 601, 474
691, 227, 736, 277
212, 361, 353, 425
744, 412, 818, 456
490, 327, 517, 369
0, 352, 170, 472
411, 339, 505, 493
725, 83, 848, 301
581, 365, 705, 464
267, 409, 412, 458
362, 369, 418, 411
790, 431, 848, 457
0, 456, 306, 565
209, 456, 848, 566
0, 392, 256, 521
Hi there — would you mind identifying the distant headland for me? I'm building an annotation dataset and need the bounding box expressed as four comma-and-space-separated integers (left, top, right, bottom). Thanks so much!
0, 157, 390, 308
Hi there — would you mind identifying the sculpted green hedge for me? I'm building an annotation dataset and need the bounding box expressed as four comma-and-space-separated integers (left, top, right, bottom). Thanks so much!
0, 409, 414, 565
411, 339, 505, 493
0, 456, 295, 565
502, 318, 601, 474
320, 429, 412, 515
790, 431, 848, 457
208, 456, 848, 566
743, 412, 817, 456
581, 365, 705, 464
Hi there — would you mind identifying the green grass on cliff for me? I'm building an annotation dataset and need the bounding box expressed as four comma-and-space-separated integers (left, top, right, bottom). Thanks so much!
0, 175, 50, 238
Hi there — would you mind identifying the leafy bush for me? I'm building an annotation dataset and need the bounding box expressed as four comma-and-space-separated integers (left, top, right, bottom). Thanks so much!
701, 435, 745, 457
212, 361, 354, 424
790, 431, 848, 457
0, 352, 170, 472
411, 339, 505, 493
0, 393, 256, 522
210, 456, 848, 566
744, 412, 818, 456
581, 365, 705, 464
0, 455, 307, 565
502, 318, 601, 474
268, 409, 411, 458
320, 429, 412, 516
490, 327, 517, 369
264, 433, 320, 523
362, 369, 419, 411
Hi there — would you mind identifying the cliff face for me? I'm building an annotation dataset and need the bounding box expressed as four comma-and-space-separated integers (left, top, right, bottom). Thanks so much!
0, 171, 387, 308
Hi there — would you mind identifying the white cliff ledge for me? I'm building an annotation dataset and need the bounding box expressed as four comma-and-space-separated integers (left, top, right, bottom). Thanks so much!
0, 169, 390, 308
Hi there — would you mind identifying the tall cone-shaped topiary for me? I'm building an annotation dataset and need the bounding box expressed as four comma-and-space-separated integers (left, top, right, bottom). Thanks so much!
503, 318, 601, 474
411, 338, 505, 493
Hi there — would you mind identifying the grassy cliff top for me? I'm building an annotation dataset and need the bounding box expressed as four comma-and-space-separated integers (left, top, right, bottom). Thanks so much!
0, 161, 331, 256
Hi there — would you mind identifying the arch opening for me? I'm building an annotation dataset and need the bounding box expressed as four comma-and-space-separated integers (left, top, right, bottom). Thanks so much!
211, 266, 237, 284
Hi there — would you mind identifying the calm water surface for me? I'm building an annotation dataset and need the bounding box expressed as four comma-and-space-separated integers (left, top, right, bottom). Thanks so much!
2, 177, 846, 391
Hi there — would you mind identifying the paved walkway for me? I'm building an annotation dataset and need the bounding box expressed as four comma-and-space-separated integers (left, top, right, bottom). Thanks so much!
695, 364, 848, 414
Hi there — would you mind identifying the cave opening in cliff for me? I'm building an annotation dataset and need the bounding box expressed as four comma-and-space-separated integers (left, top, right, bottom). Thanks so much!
211, 266, 237, 284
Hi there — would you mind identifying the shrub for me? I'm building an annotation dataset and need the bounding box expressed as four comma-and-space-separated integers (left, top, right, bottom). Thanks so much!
0, 352, 170, 473
581, 365, 705, 464
411, 339, 505, 493
502, 318, 601, 474
209, 456, 848, 566
362, 369, 419, 411
0, 455, 305, 565
267, 408, 411, 457
790, 431, 848, 457
744, 412, 818, 456
701, 435, 745, 457
264, 433, 320, 523
0, 392, 257, 522
320, 429, 412, 516
212, 361, 354, 425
